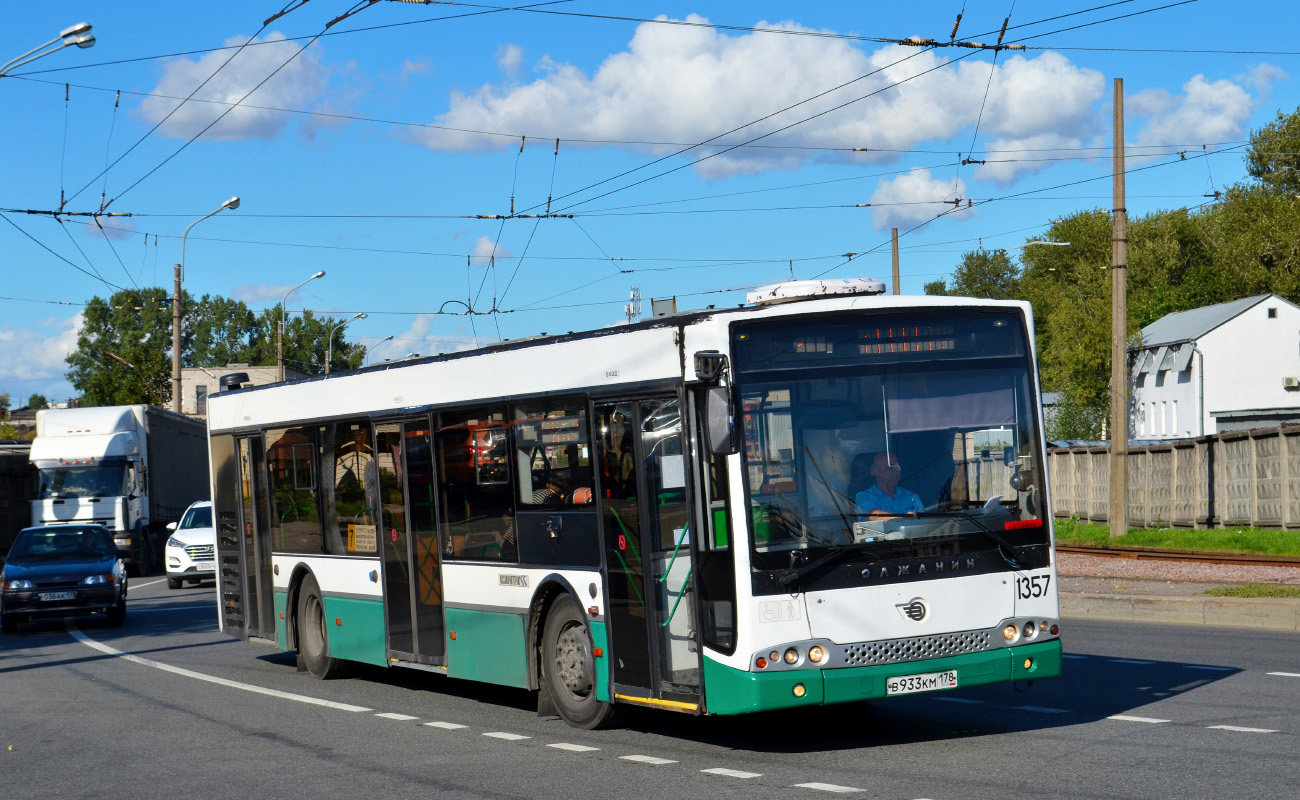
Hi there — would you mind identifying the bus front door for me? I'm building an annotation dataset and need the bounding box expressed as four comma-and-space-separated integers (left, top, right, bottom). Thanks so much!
596, 397, 702, 710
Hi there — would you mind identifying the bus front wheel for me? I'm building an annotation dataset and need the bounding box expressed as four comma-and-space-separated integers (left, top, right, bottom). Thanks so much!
542, 595, 621, 729
297, 574, 349, 679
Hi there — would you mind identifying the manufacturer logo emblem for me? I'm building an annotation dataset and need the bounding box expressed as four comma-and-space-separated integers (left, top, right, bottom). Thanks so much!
498, 574, 529, 588
897, 598, 928, 622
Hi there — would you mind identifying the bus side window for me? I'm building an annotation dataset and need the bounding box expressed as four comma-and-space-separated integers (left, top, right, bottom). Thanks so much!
436, 407, 516, 562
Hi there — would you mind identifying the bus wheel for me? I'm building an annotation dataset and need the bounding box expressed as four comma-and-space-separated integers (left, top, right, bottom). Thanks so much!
543, 595, 621, 729
297, 574, 349, 679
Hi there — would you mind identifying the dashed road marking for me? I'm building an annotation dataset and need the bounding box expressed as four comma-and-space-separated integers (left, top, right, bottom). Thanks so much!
1267, 672, 1300, 678
701, 767, 762, 779
793, 782, 861, 793
1014, 705, 1069, 714
548, 743, 600, 752
66, 625, 373, 712
483, 732, 530, 741
376, 712, 419, 721
132, 578, 167, 589
1208, 725, 1277, 733
621, 755, 677, 765
424, 721, 467, 730
1108, 715, 1170, 724
1109, 659, 1155, 665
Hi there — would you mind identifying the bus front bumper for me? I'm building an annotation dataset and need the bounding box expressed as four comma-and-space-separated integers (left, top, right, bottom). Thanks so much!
701, 639, 1062, 716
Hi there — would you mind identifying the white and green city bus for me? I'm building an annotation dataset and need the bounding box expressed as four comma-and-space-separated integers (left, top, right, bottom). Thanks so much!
206, 279, 1061, 728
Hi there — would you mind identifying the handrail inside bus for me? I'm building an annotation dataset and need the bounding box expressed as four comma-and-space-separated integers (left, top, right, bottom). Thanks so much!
657, 522, 689, 585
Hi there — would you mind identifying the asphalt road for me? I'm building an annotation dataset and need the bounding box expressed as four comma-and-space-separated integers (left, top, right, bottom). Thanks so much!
2, 576, 1297, 800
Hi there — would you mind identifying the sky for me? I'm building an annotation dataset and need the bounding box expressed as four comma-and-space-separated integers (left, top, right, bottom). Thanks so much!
1, 1, 1296, 404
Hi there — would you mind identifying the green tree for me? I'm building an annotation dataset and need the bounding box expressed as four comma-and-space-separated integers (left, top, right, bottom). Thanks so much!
188, 293, 258, 368
924, 248, 1020, 299
245, 308, 366, 376
0, 391, 10, 414
27, 394, 49, 410
1245, 105, 1300, 197
66, 288, 176, 406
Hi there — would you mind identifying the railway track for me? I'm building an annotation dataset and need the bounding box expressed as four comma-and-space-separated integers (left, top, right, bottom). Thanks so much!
1057, 544, 1300, 569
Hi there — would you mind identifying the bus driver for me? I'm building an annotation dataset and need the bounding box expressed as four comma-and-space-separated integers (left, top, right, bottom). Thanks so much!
855, 452, 923, 517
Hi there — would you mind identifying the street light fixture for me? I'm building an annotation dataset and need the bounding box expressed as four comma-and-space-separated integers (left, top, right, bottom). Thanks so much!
279, 271, 326, 381
364, 335, 393, 367
1, 23, 96, 77
325, 312, 366, 375
172, 196, 240, 413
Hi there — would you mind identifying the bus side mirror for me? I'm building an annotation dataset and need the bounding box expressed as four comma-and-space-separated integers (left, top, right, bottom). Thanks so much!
705, 386, 738, 456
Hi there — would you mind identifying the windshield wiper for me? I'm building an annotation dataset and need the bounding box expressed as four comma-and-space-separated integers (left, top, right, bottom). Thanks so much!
904, 507, 1025, 569
777, 545, 859, 588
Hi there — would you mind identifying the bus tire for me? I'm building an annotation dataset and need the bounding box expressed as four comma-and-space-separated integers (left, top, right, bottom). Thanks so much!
542, 595, 621, 730
297, 574, 349, 680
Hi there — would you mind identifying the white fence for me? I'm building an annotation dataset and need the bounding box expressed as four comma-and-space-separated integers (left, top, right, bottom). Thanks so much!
1048, 424, 1300, 529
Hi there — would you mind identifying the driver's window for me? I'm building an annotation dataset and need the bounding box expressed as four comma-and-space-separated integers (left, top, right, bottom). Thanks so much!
513, 399, 592, 507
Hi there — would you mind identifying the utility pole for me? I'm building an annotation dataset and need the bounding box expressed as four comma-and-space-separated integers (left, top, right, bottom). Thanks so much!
171, 264, 182, 411
891, 227, 900, 295
1109, 77, 1129, 538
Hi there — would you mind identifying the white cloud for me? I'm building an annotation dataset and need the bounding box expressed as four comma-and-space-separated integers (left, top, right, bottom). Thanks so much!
1241, 63, 1287, 95
231, 283, 325, 306
0, 313, 82, 389
472, 235, 513, 267
868, 168, 971, 230
137, 33, 331, 140
497, 44, 523, 79
413, 18, 1105, 180
1131, 75, 1256, 148
977, 132, 1094, 184
373, 314, 479, 361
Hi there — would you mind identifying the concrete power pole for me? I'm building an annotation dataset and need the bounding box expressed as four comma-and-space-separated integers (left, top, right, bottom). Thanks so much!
891, 227, 900, 295
1109, 77, 1129, 538
171, 264, 182, 412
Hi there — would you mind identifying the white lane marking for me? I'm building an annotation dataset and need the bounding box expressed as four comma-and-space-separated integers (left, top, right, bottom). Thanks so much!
1014, 706, 1069, 714
793, 782, 861, 793
1267, 672, 1300, 678
483, 732, 530, 741
1108, 715, 1170, 724
132, 578, 167, 589
66, 626, 372, 712
127, 606, 215, 614
933, 697, 983, 704
1109, 659, 1155, 665
376, 712, 419, 721
1184, 665, 1233, 672
424, 721, 467, 730
548, 743, 600, 753
702, 768, 762, 779
1208, 725, 1277, 733
621, 755, 677, 765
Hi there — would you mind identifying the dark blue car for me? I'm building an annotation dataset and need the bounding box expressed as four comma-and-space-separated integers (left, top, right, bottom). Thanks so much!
1, 525, 128, 633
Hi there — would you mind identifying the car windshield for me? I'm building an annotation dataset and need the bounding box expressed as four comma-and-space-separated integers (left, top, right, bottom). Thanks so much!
37, 465, 129, 499
7, 528, 116, 563
733, 309, 1051, 581
179, 505, 213, 529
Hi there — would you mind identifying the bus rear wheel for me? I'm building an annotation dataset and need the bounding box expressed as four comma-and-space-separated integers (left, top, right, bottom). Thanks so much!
297, 574, 349, 679
543, 595, 621, 729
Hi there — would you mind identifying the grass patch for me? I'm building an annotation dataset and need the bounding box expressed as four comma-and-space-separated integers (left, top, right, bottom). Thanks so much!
1053, 517, 1300, 557
1204, 584, 1300, 599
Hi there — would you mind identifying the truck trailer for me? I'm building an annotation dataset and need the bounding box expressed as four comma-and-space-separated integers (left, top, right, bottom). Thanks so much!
29, 405, 209, 574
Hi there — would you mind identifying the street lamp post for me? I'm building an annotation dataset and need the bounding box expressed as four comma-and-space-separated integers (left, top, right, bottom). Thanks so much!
279, 271, 326, 381
325, 312, 366, 375
172, 196, 240, 413
364, 335, 393, 367
0, 22, 95, 77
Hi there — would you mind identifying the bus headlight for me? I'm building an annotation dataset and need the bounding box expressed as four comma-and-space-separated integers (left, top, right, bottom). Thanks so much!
1022, 621, 1038, 639
784, 647, 801, 665
1002, 624, 1020, 642
807, 645, 826, 664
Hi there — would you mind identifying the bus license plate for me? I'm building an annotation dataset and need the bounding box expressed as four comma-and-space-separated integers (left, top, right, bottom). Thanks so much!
196, 562, 216, 572
39, 591, 77, 602
886, 669, 958, 696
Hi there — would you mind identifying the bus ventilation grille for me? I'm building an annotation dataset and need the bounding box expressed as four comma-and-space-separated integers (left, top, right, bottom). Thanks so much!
841, 630, 992, 666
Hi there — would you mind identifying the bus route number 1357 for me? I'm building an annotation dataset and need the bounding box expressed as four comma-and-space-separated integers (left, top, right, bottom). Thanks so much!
1015, 574, 1052, 599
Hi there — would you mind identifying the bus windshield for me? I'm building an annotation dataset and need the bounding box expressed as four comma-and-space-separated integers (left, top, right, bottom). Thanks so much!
733, 309, 1050, 579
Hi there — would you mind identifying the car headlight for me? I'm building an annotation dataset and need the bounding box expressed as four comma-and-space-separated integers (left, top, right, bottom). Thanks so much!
3, 579, 35, 590
167, 537, 185, 549
82, 574, 114, 585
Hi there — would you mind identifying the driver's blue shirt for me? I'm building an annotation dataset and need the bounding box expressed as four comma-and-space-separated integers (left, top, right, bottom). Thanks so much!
855, 484, 923, 515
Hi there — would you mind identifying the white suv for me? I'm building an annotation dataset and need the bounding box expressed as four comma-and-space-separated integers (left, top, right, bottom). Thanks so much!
165, 500, 216, 590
